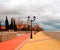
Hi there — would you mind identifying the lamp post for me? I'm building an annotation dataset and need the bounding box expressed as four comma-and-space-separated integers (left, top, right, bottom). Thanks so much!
0, 21, 1, 31
27, 16, 36, 39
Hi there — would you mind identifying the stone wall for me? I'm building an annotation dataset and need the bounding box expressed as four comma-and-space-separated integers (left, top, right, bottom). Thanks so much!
44, 31, 60, 40
0, 32, 17, 42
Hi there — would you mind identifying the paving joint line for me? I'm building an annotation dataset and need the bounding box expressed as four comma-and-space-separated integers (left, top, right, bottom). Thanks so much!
28, 38, 52, 43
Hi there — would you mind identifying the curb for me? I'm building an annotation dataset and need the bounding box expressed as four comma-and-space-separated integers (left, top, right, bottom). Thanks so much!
15, 36, 30, 50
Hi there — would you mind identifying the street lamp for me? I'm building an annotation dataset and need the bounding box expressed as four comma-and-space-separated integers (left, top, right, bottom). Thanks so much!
27, 16, 36, 39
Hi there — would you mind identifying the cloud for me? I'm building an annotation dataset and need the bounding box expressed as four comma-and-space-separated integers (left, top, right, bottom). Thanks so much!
0, 0, 55, 17
0, 0, 52, 16
0, 0, 60, 29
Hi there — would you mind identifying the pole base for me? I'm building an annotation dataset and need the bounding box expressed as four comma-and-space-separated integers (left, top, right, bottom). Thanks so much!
30, 36, 33, 39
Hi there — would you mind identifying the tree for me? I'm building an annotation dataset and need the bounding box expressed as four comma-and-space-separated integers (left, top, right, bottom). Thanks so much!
9, 18, 17, 31
14, 19, 17, 31
5, 16, 9, 31
9, 18, 14, 30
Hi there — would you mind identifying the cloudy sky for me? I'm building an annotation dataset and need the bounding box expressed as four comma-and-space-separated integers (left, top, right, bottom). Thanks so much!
0, 0, 60, 20
0, 0, 60, 30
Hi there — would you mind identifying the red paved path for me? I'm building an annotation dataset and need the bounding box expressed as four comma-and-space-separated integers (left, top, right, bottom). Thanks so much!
0, 33, 30, 50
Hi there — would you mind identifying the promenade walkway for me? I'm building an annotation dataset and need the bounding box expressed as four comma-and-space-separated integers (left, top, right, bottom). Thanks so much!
20, 31, 60, 50
0, 33, 30, 50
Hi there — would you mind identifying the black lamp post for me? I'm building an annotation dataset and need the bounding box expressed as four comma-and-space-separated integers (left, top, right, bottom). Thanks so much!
0, 21, 1, 31
27, 16, 36, 39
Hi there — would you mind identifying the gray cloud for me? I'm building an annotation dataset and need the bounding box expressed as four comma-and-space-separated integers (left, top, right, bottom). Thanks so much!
0, 0, 60, 27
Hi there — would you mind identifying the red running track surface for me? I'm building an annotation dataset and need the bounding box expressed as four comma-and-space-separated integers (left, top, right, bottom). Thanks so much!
0, 33, 30, 50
